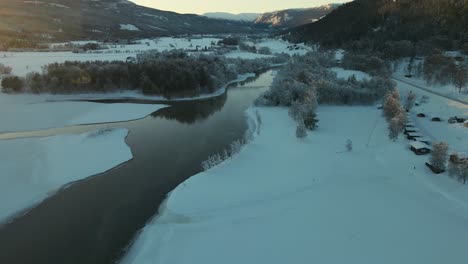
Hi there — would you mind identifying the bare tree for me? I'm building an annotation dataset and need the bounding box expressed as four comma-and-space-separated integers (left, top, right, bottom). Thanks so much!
453, 66, 467, 93
448, 153, 461, 177
430, 142, 449, 171
404, 91, 417, 111
388, 117, 401, 141
346, 139, 353, 152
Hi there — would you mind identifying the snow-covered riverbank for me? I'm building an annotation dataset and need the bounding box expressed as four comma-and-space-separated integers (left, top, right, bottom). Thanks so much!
0, 128, 132, 223
0, 93, 165, 133
121, 105, 468, 264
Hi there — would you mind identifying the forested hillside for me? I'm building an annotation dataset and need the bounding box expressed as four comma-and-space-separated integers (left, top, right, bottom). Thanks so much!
289, 0, 468, 53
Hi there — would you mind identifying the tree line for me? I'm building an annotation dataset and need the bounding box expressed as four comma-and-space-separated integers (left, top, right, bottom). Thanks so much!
1, 51, 286, 97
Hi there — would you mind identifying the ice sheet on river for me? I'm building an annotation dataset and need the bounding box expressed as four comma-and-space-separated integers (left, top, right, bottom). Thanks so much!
0, 92, 165, 132
0, 128, 132, 223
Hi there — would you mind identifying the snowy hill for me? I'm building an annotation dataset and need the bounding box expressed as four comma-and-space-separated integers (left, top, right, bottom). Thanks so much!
203, 12, 261, 22
0, 0, 258, 49
254, 4, 340, 28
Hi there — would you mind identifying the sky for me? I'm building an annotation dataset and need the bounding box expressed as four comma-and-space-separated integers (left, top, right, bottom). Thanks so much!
130, 0, 352, 15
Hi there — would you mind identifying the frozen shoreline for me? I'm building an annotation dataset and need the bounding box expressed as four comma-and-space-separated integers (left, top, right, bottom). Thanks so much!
0, 128, 133, 224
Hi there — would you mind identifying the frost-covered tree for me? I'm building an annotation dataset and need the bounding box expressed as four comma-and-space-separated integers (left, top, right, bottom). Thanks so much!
383, 91, 403, 121
0, 63, 12, 74
388, 117, 401, 141
404, 91, 417, 111
448, 153, 461, 177
296, 122, 307, 139
430, 142, 449, 171
448, 154, 468, 184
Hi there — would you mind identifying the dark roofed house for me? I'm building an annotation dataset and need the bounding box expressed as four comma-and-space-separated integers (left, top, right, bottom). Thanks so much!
404, 128, 417, 135
410, 141, 431, 155
407, 132, 423, 141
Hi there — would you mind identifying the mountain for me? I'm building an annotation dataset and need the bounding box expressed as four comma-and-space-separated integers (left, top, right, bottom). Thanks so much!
203, 12, 261, 22
254, 4, 340, 28
0, 0, 258, 49
289, 0, 468, 51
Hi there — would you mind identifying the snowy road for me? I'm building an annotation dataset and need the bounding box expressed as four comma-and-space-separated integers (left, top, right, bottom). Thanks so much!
393, 77, 468, 105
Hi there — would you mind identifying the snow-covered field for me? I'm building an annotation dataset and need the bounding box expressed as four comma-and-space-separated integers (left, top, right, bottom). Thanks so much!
224, 51, 274, 60
0, 37, 222, 76
0, 37, 303, 76
244, 38, 311, 56
121, 105, 468, 264
331, 67, 371, 81
0, 92, 165, 133
0, 128, 132, 223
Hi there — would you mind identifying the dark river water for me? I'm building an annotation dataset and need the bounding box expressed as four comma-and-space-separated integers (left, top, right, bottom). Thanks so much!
0, 70, 275, 264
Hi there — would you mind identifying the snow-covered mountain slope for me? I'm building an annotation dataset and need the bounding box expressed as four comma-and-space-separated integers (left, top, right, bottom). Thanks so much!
254, 4, 340, 28
203, 12, 261, 22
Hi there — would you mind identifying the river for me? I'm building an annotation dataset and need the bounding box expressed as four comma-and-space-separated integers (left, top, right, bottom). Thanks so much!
0, 70, 275, 264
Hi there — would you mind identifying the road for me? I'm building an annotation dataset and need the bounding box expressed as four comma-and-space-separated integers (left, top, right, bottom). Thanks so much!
393, 77, 468, 106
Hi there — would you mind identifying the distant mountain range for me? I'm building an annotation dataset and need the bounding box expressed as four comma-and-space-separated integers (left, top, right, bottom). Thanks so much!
254, 4, 341, 28
289, 0, 468, 51
203, 12, 261, 22
0, 0, 259, 49
203, 4, 340, 28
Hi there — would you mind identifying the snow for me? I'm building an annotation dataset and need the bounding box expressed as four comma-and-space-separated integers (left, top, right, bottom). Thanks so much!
396, 79, 468, 154
331, 67, 371, 81
120, 24, 140, 31
121, 105, 468, 264
0, 128, 132, 223
0, 37, 222, 76
393, 59, 468, 102
0, 92, 165, 133
251, 39, 311, 56
409, 141, 430, 150
330, 66, 467, 154
0, 52, 132, 76
224, 51, 274, 60
0, 37, 300, 77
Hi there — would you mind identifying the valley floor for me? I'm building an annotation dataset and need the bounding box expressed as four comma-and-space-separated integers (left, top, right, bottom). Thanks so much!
121, 105, 468, 264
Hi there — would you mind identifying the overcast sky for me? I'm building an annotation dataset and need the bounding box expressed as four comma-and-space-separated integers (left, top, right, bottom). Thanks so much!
130, 0, 352, 14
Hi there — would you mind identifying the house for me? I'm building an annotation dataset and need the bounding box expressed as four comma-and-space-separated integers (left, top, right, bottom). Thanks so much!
404, 128, 417, 135
425, 162, 445, 174
417, 137, 432, 146
409, 141, 431, 155
407, 132, 423, 140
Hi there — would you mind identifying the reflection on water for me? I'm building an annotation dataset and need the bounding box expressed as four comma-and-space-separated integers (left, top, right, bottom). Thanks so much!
155, 92, 227, 124
0, 70, 276, 264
